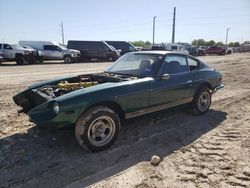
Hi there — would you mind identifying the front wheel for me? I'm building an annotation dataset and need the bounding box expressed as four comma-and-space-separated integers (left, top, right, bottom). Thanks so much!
64, 56, 72, 63
107, 56, 114, 62
192, 87, 212, 115
16, 55, 25, 65
75, 106, 121, 152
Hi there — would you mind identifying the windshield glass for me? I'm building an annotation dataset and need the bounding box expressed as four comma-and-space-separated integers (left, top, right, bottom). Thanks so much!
105, 53, 163, 77
10, 44, 25, 50
59, 45, 68, 50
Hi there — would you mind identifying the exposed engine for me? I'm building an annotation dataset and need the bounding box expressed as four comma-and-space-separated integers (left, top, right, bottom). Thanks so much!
30, 73, 132, 105
36, 74, 101, 98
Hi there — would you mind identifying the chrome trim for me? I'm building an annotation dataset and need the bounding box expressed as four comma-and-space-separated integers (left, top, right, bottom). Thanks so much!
125, 97, 193, 119
213, 84, 224, 94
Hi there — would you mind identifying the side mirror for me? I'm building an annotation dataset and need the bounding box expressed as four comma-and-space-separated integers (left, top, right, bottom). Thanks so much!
161, 74, 170, 80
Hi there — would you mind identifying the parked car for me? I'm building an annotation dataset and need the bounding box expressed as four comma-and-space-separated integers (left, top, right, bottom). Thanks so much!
67, 41, 119, 61
14, 51, 223, 152
198, 46, 208, 56
151, 44, 166, 50
134, 46, 143, 51
19, 41, 80, 63
0, 43, 38, 65
205, 46, 226, 55
153, 43, 189, 55
22, 46, 43, 63
223, 47, 233, 54
186, 46, 199, 56
105, 41, 137, 55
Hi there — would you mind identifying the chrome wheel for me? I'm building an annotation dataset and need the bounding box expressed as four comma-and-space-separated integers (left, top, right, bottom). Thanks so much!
198, 91, 211, 112
87, 116, 116, 147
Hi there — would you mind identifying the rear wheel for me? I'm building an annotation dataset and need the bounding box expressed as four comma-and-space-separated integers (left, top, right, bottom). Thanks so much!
192, 87, 212, 115
75, 106, 120, 152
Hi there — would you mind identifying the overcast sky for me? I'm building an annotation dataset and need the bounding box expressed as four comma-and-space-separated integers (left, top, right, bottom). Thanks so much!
0, 0, 250, 44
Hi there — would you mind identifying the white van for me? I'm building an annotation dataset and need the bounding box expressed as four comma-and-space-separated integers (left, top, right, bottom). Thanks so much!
19, 41, 80, 63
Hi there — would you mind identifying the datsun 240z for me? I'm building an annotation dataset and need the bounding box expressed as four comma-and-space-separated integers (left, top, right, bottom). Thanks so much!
13, 51, 223, 152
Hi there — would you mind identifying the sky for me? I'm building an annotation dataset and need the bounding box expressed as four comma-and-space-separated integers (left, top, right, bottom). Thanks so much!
0, 0, 250, 44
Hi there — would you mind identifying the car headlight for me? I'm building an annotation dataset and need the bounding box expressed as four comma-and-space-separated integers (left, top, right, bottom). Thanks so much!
53, 102, 60, 114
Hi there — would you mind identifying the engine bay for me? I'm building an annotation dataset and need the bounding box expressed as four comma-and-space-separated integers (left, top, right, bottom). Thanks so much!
29, 73, 136, 106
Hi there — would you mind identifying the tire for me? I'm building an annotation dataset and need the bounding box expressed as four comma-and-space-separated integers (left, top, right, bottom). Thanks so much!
75, 106, 121, 152
107, 56, 114, 62
192, 87, 212, 115
16, 55, 24, 65
38, 56, 44, 63
64, 56, 72, 63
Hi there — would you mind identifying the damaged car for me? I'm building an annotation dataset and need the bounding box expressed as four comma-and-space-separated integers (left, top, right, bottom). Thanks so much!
13, 51, 223, 152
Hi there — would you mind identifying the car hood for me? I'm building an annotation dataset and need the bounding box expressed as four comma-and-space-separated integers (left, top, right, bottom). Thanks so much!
56, 77, 153, 102
65, 49, 80, 54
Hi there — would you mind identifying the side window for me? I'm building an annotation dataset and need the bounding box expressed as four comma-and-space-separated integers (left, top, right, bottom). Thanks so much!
55, 46, 61, 51
44, 45, 51, 50
3, 44, 13, 50
187, 57, 199, 71
44, 45, 60, 51
171, 46, 178, 50
159, 55, 188, 75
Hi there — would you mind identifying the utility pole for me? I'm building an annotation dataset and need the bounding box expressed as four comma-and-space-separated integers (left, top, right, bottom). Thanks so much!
225, 27, 230, 46
172, 7, 176, 43
152, 16, 157, 45
60, 21, 65, 45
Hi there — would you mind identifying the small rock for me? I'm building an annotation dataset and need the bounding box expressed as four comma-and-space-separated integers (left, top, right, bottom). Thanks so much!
150, 155, 161, 166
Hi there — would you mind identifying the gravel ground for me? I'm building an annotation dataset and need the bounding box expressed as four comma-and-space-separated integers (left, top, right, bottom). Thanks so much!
0, 53, 250, 188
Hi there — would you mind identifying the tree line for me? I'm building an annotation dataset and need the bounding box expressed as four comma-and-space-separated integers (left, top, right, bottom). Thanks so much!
130, 40, 242, 48
191, 39, 240, 47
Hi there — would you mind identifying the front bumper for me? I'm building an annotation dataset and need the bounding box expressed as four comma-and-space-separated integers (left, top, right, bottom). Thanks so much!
213, 84, 224, 94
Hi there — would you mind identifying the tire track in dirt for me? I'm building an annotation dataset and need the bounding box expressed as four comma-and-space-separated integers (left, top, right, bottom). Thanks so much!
171, 94, 250, 188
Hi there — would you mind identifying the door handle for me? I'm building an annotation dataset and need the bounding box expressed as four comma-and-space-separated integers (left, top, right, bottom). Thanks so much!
186, 80, 193, 85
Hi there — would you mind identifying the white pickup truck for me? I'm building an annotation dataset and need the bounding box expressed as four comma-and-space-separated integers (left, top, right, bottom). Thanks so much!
0, 43, 38, 65
19, 41, 80, 63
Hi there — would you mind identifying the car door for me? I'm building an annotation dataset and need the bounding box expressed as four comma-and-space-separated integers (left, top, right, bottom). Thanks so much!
43, 45, 62, 60
149, 54, 194, 108
2, 44, 14, 59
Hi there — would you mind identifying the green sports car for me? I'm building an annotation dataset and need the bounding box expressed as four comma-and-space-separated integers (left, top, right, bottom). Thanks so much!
13, 51, 223, 152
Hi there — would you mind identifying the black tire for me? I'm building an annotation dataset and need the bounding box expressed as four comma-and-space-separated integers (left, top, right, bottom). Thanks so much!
192, 87, 212, 115
38, 56, 44, 63
75, 106, 121, 152
107, 56, 114, 62
64, 56, 72, 63
16, 55, 24, 65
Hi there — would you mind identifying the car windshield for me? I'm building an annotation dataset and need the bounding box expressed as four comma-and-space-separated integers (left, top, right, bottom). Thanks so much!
59, 45, 68, 50
10, 44, 24, 50
105, 53, 163, 77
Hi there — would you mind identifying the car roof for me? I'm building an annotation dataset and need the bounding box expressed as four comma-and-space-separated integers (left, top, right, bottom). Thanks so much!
131, 50, 187, 55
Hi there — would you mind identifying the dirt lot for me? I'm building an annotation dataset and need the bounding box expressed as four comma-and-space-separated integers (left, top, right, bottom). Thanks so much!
0, 53, 250, 188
